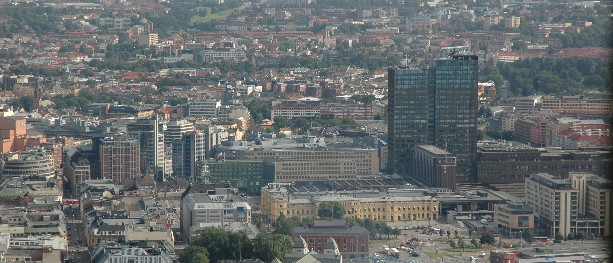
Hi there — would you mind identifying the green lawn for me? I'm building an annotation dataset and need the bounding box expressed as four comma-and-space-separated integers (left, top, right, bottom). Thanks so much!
190, 7, 237, 24
424, 252, 452, 258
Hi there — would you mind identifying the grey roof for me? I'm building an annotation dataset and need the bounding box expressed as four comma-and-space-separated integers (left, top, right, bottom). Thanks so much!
294, 236, 307, 249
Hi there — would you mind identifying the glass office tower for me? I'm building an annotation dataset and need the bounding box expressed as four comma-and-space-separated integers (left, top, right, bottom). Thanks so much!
388, 55, 478, 183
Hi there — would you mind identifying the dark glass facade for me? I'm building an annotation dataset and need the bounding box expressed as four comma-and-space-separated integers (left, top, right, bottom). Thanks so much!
388, 55, 478, 183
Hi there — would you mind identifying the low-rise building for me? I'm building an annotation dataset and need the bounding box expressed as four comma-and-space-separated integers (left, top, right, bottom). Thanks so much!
261, 183, 439, 223
291, 220, 369, 259
181, 185, 252, 242
90, 241, 176, 263
494, 202, 534, 238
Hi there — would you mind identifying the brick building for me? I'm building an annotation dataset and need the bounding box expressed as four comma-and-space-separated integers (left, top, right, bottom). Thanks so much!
291, 220, 369, 259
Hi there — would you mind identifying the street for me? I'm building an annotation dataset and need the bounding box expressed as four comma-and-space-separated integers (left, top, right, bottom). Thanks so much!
65, 205, 90, 263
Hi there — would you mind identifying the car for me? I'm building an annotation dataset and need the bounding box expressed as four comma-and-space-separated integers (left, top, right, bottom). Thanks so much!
374, 253, 379, 257
411, 252, 419, 257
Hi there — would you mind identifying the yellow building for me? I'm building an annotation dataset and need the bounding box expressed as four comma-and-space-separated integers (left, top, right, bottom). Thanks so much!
241, 148, 379, 176
541, 95, 613, 116
261, 183, 439, 223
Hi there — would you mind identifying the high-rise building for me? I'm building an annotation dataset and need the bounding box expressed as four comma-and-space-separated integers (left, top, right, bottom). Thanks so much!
127, 118, 167, 181
171, 130, 206, 178
164, 119, 194, 145
388, 55, 478, 183
99, 137, 140, 185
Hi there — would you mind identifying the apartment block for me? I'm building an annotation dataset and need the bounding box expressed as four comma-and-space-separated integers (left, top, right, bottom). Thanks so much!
99, 137, 140, 186
525, 173, 578, 237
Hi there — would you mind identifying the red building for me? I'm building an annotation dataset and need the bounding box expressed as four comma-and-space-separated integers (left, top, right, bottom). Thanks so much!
291, 220, 370, 259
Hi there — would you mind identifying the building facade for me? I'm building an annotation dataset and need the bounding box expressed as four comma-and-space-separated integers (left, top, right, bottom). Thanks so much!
525, 173, 578, 237
181, 186, 252, 241
99, 137, 140, 185
187, 99, 221, 118
291, 220, 369, 259
476, 141, 610, 184
0, 150, 55, 179
164, 119, 194, 145
388, 55, 478, 183
127, 118, 167, 181
261, 184, 440, 223
541, 95, 613, 116
413, 145, 457, 190
171, 131, 206, 178
494, 202, 534, 238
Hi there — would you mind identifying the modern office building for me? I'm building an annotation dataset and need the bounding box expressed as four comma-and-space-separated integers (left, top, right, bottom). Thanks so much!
180, 185, 251, 242
164, 119, 194, 145
476, 141, 610, 184
204, 160, 269, 195
493, 202, 534, 238
203, 125, 229, 158
0, 150, 55, 179
525, 173, 578, 237
413, 145, 457, 190
99, 137, 140, 186
187, 99, 221, 118
127, 118, 167, 181
526, 172, 612, 238
171, 131, 206, 178
541, 95, 613, 116
388, 55, 478, 183
586, 176, 613, 237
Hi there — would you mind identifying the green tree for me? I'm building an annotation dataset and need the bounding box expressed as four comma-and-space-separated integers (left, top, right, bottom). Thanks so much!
454, 230, 459, 238
446, 230, 451, 239
470, 238, 480, 248
317, 201, 345, 219
12, 96, 35, 112
391, 228, 401, 238
179, 246, 210, 263
555, 232, 564, 241
273, 116, 290, 131
480, 232, 496, 245
458, 239, 466, 251
449, 239, 457, 249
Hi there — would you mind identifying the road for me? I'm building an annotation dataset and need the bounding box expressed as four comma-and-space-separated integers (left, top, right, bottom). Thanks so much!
65, 205, 90, 263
